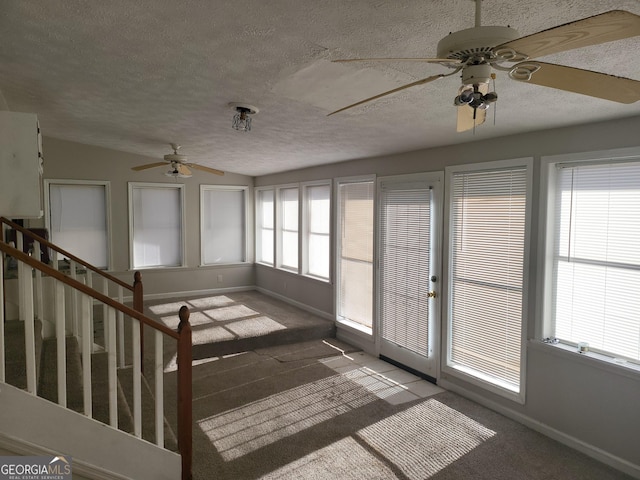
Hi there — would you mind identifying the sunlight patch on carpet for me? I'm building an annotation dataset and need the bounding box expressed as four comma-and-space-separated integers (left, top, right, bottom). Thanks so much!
160, 311, 214, 329
148, 301, 190, 316
225, 316, 286, 338
358, 399, 496, 479
198, 374, 377, 461
192, 325, 236, 345
260, 437, 396, 479
206, 304, 259, 321
188, 295, 235, 309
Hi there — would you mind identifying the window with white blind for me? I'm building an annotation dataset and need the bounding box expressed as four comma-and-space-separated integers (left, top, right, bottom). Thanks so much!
336, 177, 375, 331
200, 185, 248, 265
444, 160, 531, 399
46, 180, 110, 269
278, 186, 299, 271
303, 182, 331, 280
129, 183, 185, 269
256, 188, 275, 265
546, 157, 640, 364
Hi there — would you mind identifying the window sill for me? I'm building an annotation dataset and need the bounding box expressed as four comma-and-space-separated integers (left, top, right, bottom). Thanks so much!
336, 317, 372, 336
529, 339, 640, 380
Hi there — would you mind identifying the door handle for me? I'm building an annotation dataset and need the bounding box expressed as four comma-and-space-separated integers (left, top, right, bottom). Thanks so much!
428, 291, 437, 298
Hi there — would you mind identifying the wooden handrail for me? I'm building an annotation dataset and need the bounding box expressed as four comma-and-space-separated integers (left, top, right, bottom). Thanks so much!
0, 241, 178, 339
0, 217, 133, 292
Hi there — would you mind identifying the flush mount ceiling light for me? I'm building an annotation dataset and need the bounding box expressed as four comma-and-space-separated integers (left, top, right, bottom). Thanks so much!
229, 102, 258, 132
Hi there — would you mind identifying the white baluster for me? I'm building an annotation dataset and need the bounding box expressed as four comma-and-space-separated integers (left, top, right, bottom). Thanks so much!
69, 259, 78, 337
81, 282, 92, 418
117, 286, 125, 368
33, 240, 43, 322
155, 329, 164, 447
16, 232, 24, 320
55, 277, 67, 408
22, 259, 37, 395
102, 277, 108, 350
132, 317, 142, 438
0, 249, 5, 382
107, 307, 117, 428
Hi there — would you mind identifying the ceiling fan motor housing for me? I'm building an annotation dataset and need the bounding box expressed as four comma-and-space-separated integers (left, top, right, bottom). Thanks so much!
437, 26, 520, 62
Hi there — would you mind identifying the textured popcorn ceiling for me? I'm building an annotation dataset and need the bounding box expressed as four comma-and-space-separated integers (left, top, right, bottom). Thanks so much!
0, 0, 639, 176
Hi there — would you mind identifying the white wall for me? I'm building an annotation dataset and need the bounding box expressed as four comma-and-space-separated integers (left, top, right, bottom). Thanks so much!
254, 115, 640, 476
35, 137, 256, 297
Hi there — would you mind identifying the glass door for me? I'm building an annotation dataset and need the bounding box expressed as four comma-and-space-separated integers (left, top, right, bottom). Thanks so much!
377, 172, 442, 379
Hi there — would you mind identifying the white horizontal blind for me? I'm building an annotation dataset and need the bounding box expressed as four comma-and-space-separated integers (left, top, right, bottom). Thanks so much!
380, 184, 431, 357
279, 187, 299, 270
306, 184, 330, 279
131, 185, 182, 268
553, 161, 640, 361
257, 189, 274, 265
337, 180, 374, 328
449, 167, 526, 391
201, 187, 245, 264
49, 184, 108, 268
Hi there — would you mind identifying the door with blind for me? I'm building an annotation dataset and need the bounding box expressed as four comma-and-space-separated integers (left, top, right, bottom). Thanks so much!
377, 173, 441, 378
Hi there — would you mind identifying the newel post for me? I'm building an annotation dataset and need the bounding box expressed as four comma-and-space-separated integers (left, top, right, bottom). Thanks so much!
133, 271, 144, 372
177, 305, 192, 480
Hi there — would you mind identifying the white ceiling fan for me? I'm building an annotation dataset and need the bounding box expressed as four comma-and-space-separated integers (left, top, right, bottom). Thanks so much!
329, 1, 640, 132
132, 143, 224, 177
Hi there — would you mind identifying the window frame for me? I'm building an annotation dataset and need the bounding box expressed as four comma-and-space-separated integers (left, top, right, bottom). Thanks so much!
442, 158, 533, 404
199, 184, 250, 266
334, 175, 376, 336
255, 186, 276, 266
275, 184, 300, 273
44, 179, 112, 270
301, 180, 332, 282
539, 147, 640, 372
128, 182, 186, 270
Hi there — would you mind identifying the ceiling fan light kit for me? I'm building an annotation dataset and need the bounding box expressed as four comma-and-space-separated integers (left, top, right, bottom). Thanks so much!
329, 1, 640, 132
131, 143, 224, 178
229, 102, 259, 132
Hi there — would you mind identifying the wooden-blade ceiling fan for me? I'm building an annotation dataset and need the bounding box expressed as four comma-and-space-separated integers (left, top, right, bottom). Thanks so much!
131, 143, 224, 177
329, 2, 640, 132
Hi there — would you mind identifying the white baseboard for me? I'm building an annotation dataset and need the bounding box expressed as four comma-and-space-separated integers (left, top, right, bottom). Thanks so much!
121, 285, 255, 303
255, 286, 334, 321
438, 379, 640, 479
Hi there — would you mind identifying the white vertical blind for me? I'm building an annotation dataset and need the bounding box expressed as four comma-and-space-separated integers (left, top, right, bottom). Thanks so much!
337, 180, 374, 328
131, 185, 183, 268
380, 184, 431, 356
49, 184, 108, 268
449, 167, 527, 391
306, 184, 330, 279
257, 189, 274, 265
553, 161, 640, 361
201, 187, 246, 264
279, 187, 299, 270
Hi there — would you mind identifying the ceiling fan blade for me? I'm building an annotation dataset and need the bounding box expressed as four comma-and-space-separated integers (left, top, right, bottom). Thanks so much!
496, 10, 640, 60
328, 74, 445, 116
176, 163, 192, 176
188, 163, 225, 176
333, 57, 461, 64
456, 105, 486, 133
512, 61, 640, 104
131, 162, 168, 171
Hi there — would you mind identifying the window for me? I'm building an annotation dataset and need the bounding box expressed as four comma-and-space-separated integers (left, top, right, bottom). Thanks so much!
336, 177, 375, 330
256, 188, 275, 265
445, 160, 531, 399
545, 156, 640, 363
303, 182, 331, 280
200, 185, 248, 265
129, 183, 185, 269
46, 180, 110, 269
278, 186, 299, 271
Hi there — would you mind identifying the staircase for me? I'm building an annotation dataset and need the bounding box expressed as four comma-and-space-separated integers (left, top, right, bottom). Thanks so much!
0, 218, 192, 480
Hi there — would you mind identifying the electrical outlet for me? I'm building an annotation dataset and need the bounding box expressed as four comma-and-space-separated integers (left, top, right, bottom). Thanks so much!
283, 282, 287, 290
217, 274, 223, 283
